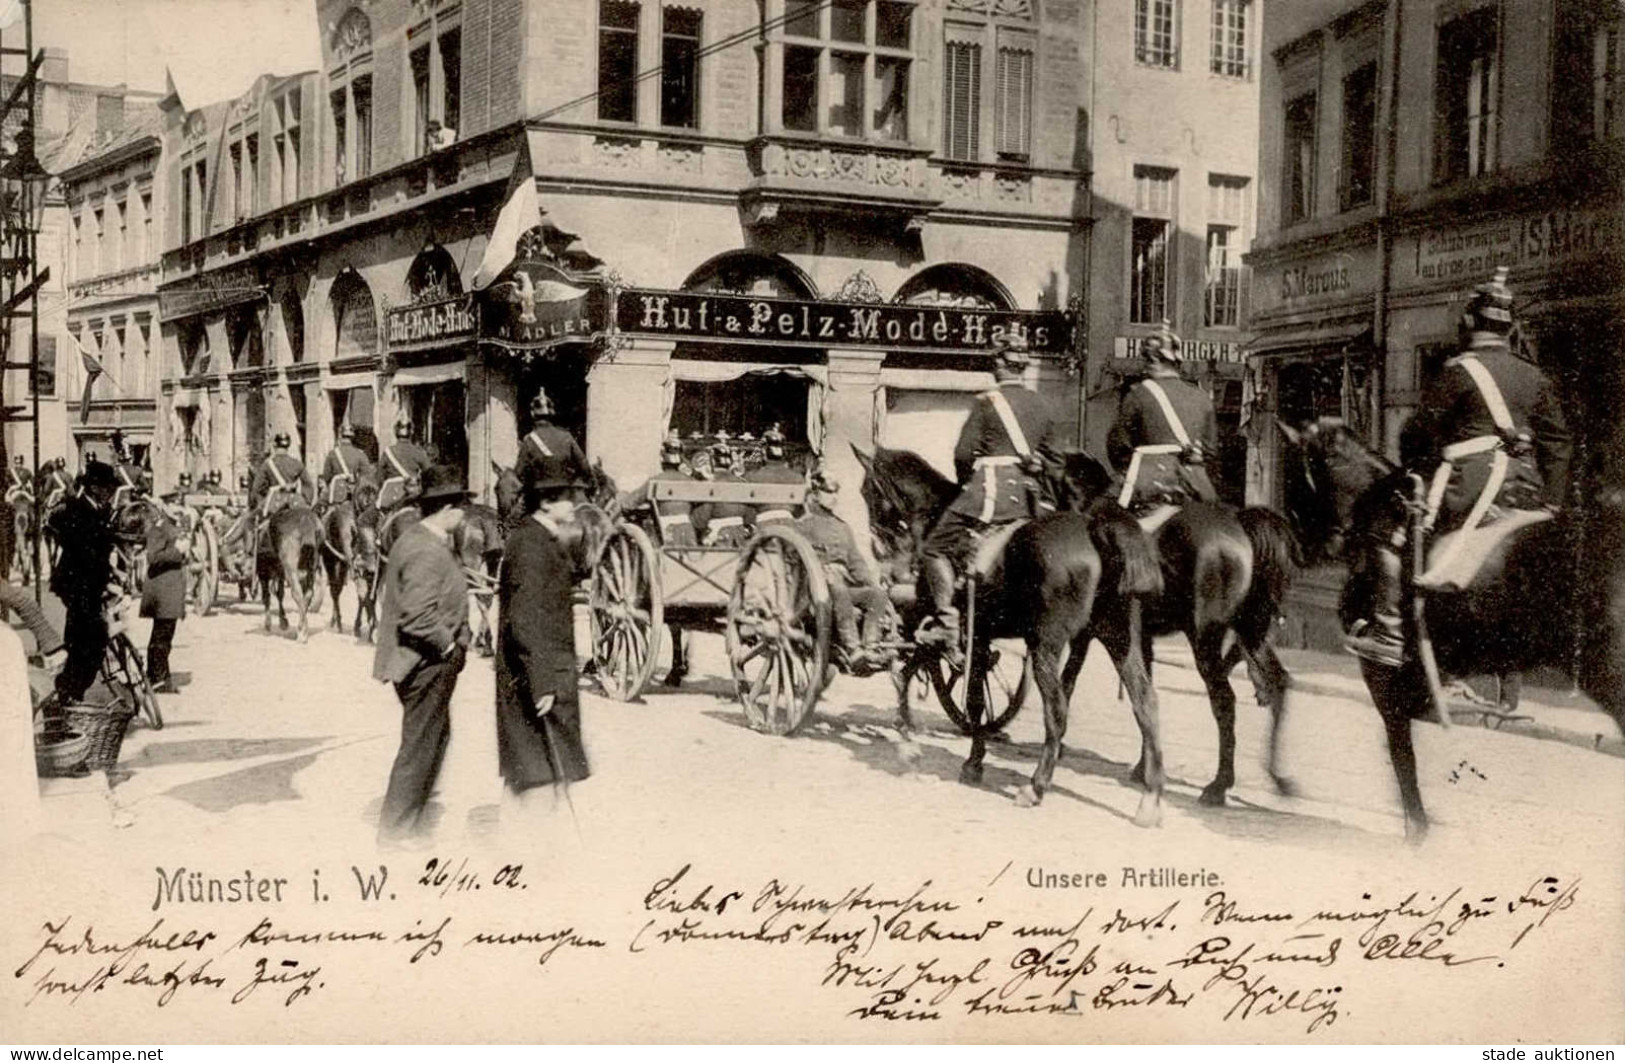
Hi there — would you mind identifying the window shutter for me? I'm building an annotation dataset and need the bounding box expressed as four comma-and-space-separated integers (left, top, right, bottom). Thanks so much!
995, 32, 1034, 158
943, 35, 981, 162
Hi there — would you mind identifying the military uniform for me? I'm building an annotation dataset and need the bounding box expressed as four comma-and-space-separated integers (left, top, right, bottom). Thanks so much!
321, 441, 374, 505
515, 421, 591, 502
251, 452, 315, 517
746, 459, 803, 527
378, 440, 432, 510
39, 465, 72, 509
1106, 372, 1219, 511
1399, 336, 1571, 535
798, 504, 893, 661
620, 467, 699, 546
5, 462, 30, 504
112, 462, 149, 509
692, 468, 756, 547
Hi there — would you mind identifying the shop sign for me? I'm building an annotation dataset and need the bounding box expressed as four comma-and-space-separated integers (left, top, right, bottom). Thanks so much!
158, 263, 264, 322
616, 288, 1072, 355
481, 261, 612, 350
385, 294, 478, 351
1113, 336, 1244, 364
1401, 206, 1624, 285
1251, 247, 1376, 317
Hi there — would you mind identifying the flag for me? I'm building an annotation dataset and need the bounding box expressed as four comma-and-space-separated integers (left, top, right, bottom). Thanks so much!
471, 147, 541, 291
72, 332, 104, 424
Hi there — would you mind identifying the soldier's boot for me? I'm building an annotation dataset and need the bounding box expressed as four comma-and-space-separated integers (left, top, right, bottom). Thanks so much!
1344, 546, 1407, 668
916, 554, 964, 672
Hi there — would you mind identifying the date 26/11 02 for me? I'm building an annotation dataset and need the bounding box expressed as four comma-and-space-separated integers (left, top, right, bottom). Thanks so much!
417, 857, 528, 896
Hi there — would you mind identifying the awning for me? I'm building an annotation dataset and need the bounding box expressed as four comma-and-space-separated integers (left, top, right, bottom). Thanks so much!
879, 366, 996, 392
389, 361, 466, 387
1244, 321, 1371, 357
322, 371, 377, 391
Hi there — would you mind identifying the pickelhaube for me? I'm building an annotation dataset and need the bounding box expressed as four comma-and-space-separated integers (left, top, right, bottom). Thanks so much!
176, 471, 194, 489
273, 432, 292, 448
993, 331, 1032, 367
394, 421, 412, 439
1141, 320, 1183, 363
237, 473, 251, 489
1464, 266, 1515, 334
660, 431, 684, 463
340, 423, 356, 441
810, 468, 839, 494
530, 389, 555, 417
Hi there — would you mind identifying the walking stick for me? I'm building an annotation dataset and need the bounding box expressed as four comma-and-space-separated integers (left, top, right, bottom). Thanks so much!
537, 702, 583, 841
1407, 475, 1452, 729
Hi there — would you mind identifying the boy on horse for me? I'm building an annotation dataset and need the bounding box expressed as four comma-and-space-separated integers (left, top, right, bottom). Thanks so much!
378, 422, 433, 511
322, 423, 374, 505
1344, 267, 1572, 667
1106, 320, 1218, 530
917, 332, 1060, 668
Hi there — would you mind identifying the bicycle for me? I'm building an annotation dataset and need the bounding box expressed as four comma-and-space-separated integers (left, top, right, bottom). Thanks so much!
101, 588, 163, 731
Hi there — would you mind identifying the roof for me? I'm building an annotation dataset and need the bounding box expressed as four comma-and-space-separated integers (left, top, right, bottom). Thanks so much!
57, 103, 163, 177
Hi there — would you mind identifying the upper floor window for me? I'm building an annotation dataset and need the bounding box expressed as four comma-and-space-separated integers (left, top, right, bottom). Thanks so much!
1433, 7, 1498, 184
329, 9, 374, 186
1210, 0, 1248, 78
1283, 91, 1316, 224
140, 192, 153, 264
115, 199, 128, 273
662, 8, 702, 129
1554, 0, 1625, 147
994, 29, 1034, 159
1136, 0, 1179, 70
1341, 61, 1378, 210
70, 213, 82, 282
1204, 174, 1248, 328
782, 0, 912, 141
599, 1, 640, 122
943, 25, 981, 161
273, 90, 302, 206
1131, 165, 1177, 324
92, 208, 104, 275
407, 14, 461, 151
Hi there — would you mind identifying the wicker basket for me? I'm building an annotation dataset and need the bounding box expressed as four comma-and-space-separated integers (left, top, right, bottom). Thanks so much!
67, 699, 138, 772
36, 732, 90, 777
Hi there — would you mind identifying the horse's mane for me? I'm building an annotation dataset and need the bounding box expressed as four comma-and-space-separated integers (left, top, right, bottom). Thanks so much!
864, 446, 958, 537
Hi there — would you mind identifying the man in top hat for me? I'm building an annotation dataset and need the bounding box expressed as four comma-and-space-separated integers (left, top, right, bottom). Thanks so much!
1106, 319, 1219, 527
143, 476, 194, 694
5, 455, 31, 505
322, 423, 374, 506
497, 457, 591, 813
378, 422, 433, 511
617, 432, 698, 546
796, 470, 896, 674
747, 424, 804, 528
373, 465, 474, 843
1344, 267, 1572, 667
516, 389, 591, 504
916, 332, 1060, 665
45, 460, 120, 707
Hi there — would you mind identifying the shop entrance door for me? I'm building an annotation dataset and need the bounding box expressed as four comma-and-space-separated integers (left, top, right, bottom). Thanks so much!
403, 380, 468, 471
520, 350, 591, 448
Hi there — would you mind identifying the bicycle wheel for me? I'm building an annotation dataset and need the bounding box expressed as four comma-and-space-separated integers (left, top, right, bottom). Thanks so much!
105, 632, 163, 730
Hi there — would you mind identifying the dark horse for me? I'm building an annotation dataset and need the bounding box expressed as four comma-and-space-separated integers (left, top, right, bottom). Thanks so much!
322, 480, 380, 638
260, 500, 324, 643
1283, 416, 1625, 838
853, 445, 1169, 822
1059, 453, 1303, 806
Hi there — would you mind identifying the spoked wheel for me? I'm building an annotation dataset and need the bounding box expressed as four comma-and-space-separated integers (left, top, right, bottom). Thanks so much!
589, 523, 663, 701
104, 630, 162, 730
929, 638, 1031, 736
726, 525, 831, 736
191, 519, 220, 615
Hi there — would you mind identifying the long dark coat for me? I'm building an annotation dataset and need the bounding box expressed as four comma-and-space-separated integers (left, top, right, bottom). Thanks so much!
496, 517, 589, 792
47, 495, 113, 611
140, 508, 188, 620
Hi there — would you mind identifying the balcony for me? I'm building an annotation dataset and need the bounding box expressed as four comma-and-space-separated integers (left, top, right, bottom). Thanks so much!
742, 135, 939, 229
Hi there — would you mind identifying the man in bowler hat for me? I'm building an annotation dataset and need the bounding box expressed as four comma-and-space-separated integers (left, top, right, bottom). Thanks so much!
46, 460, 119, 706
373, 465, 474, 843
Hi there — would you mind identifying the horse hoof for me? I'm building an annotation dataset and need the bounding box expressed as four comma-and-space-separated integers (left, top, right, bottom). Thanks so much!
1198, 784, 1229, 807
1133, 797, 1164, 829
1014, 785, 1040, 808
1403, 818, 1430, 845
1271, 774, 1302, 799
1128, 762, 1146, 787
958, 763, 983, 787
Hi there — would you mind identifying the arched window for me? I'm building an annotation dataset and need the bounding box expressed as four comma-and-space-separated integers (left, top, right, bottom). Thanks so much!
893, 262, 1014, 309
281, 293, 305, 363
406, 242, 463, 301
681, 250, 818, 298
331, 269, 378, 359
327, 8, 374, 188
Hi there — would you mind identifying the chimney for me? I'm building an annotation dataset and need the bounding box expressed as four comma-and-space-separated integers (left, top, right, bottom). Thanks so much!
96, 94, 124, 136
41, 47, 69, 84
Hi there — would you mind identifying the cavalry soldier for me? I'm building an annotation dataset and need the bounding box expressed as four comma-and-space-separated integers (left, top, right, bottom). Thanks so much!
747, 424, 803, 528
1345, 267, 1572, 667
797, 471, 895, 674
917, 333, 1059, 665
39, 457, 73, 510
618, 432, 698, 546
6, 455, 31, 504
1106, 320, 1218, 529
251, 432, 316, 519
322, 423, 374, 505
693, 436, 755, 547
516, 389, 591, 503
107, 430, 149, 509
378, 422, 433, 511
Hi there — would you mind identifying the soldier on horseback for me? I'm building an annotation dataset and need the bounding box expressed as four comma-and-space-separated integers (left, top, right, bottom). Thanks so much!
516, 389, 591, 503
322, 423, 374, 506
40, 457, 73, 510
1107, 320, 1218, 530
378, 421, 432, 511
917, 332, 1060, 668
108, 431, 149, 510
248, 433, 315, 558
6, 455, 31, 505
1344, 267, 1573, 667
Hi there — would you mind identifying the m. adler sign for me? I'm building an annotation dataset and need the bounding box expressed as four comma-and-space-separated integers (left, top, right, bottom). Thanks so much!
616, 288, 1073, 355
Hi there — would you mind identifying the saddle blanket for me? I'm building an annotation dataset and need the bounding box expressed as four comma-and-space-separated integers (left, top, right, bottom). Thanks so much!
971, 520, 1027, 580
1137, 504, 1179, 536
1417, 507, 1553, 593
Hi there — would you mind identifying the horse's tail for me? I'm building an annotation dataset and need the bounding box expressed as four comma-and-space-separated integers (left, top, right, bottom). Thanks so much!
1088, 502, 1162, 598
1235, 506, 1300, 634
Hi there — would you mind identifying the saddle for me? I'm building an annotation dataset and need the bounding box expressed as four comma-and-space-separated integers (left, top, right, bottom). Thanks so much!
970, 519, 1026, 581
1417, 507, 1553, 593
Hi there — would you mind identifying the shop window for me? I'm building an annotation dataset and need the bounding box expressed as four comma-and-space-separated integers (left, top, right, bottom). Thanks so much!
1283, 91, 1316, 224
30, 336, 55, 398
1210, 0, 1249, 78
331, 270, 378, 359
671, 375, 810, 442
1131, 165, 1176, 325
1433, 7, 1498, 184
1554, 0, 1625, 147
781, 0, 912, 141
332, 386, 378, 461
943, 26, 981, 161
661, 8, 701, 129
1136, 0, 1179, 70
1340, 62, 1378, 211
402, 381, 467, 469
599, 1, 641, 123
994, 30, 1034, 160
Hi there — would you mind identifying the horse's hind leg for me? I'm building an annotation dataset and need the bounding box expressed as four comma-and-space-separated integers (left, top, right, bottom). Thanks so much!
1192, 625, 1240, 806
327, 559, 346, 631
1101, 600, 1163, 827
1361, 659, 1429, 841
1016, 637, 1068, 807
1240, 629, 1298, 797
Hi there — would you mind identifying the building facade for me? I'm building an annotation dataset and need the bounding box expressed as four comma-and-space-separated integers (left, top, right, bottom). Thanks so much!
1249, 0, 1624, 647
1083, 0, 1262, 503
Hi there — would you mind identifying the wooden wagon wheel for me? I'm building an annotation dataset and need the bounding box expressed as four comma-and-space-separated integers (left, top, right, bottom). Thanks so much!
927, 638, 1031, 736
726, 525, 831, 736
191, 516, 220, 615
589, 522, 664, 702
